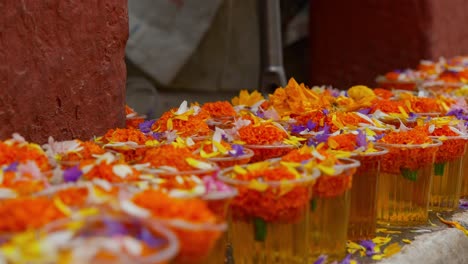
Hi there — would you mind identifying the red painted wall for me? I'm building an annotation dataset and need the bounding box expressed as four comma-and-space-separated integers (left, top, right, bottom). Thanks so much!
0, 0, 128, 143
308, 0, 468, 89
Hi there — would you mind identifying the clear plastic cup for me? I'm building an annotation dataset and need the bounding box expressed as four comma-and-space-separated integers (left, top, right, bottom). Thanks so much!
309, 158, 360, 261
376, 139, 441, 226
218, 162, 319, 264
348, 148, 388, 241
430, 136, 467, 211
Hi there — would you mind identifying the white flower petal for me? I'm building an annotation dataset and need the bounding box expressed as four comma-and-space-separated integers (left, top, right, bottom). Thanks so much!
121, 200, 150, 218
112, 164, 133, 179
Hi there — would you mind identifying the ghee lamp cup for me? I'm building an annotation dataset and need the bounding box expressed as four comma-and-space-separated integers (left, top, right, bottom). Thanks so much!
429, 135, 468, 211
42, 214, 180, 264
348, 147, 388, 241
218, 162, 319, 264
375, 139, 442, 227
308, 158, 360, 261
243, 143, 297, 163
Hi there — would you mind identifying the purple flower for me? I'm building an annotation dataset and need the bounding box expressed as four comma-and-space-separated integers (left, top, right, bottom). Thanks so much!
3, 162, 19, 172
408, 112, 419, 121
373, 133, 385, 141
222, 134, 228, 141
314, 133, 330, 144
291, 124, 307, 134
314, 124, 331, 144
358, 108, 371, 115
322, 109, 329, 115
360, 240, 376, 256
307, 120, 317, 131
152, 132, 164, 140
139, 226, 167, 248
255, 110, 265, 119
63, 166, 83, 182
447, 109, 465, 120
103, 219, 128, 236
460, 199, 468, 210
139, 119, 156, 134
356, 130, 368, 149
229, 144, 245, 157
339, 254, 353, 264
307, 137, 318, 147
322, 124, 330, 134
313, 255, 327, 264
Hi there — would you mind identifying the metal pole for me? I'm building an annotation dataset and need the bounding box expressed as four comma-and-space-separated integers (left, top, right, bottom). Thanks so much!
259, 0, 287, 94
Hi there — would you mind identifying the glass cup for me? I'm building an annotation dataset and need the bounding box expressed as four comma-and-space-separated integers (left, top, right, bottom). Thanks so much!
309, 158, 360, 261
218, 163, 319, 264
43, 214, 180, 264
376, 140, 441, 226
243, 144, 297, 163
430, 136, 467, 211
348, 147, 388, 241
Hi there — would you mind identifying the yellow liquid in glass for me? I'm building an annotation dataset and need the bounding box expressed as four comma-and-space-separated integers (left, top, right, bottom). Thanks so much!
376, 165, 432, 226
309, 191, 350, 261
348, 158, 379, 240
430, 158, 463, 211
460, 151, 468, 199
229, 212, 309, 264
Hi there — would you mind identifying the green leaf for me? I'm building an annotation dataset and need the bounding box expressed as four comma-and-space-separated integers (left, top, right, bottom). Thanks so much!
434, 163, 446, 176
400, 168, 418, 181
253, 217, 267, 242
310, 198, 317, 212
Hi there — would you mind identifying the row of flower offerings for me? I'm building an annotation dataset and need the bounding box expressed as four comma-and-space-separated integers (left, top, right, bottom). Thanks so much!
2, 60, 468, 263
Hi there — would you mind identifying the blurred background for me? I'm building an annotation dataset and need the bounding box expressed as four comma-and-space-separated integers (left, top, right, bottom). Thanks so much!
125, 0, 468, 118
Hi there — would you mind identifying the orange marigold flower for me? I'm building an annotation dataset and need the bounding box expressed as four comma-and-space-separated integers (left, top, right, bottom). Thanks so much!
327, 134, 358, 151
0, 142, 51, 172
379, 126, 432, 145
83, 162, 140, 183
139, 145, 205, 171
133, 190, 217, 223
0, 197, 66, 232
61, 141, 106, 163
230, 166, 310, 222
103, 128, 149, 145
374, 88, 393, 100
384, 71, 400, 81
431, 125, 459, 137
202, 101, 236, 118
152, 107, 211, 137
238, 123, 288, 144
371, 98, 408, 114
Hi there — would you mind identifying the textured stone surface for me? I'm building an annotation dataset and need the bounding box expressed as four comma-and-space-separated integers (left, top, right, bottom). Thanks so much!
308, 0, 468, 89
0, 0, 128, 143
